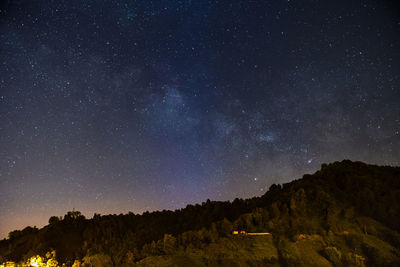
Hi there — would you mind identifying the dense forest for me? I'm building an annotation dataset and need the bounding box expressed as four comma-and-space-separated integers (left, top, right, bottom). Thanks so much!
1, 160, 400, 266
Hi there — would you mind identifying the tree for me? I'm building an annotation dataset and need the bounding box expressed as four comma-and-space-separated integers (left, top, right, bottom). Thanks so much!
49, 216, 61, 225
218, 218, 233, 236
64, 209, 85, 221
162, 234, 177, 254
8, 230, 21, 239
82, 253, 113, 267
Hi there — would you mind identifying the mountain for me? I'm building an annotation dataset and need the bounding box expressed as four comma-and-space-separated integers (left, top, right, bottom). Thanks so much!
1, 160, 399, 266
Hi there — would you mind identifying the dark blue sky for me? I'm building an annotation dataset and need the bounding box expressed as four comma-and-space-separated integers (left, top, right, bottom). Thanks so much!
0, 0, 399, 238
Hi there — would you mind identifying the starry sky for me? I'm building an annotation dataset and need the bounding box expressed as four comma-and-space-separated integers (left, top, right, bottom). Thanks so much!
0, 0, 399, 238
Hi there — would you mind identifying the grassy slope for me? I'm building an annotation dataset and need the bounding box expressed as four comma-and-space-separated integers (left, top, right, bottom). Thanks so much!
136, 217, 400, 266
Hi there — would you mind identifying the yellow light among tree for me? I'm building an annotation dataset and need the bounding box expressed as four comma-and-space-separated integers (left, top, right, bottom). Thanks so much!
24, 252, 59, 267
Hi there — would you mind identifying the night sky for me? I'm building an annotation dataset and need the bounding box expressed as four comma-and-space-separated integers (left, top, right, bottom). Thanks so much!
1, 0, 399, 238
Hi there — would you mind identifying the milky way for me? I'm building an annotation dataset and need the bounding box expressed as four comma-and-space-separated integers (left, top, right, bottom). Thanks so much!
0, 0, 399, 238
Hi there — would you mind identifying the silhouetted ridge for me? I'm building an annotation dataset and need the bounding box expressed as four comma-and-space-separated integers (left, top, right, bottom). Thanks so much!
1, 160, 399, 266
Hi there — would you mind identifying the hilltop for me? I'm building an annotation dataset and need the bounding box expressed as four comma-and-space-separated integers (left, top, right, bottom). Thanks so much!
1, 160, 399, 266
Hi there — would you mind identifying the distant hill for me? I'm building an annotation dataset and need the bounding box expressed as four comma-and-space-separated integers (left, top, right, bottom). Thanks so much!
1, 160, 400, 266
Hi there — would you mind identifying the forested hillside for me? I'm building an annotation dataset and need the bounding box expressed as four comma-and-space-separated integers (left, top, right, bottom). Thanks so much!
1, 160, 399, 266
